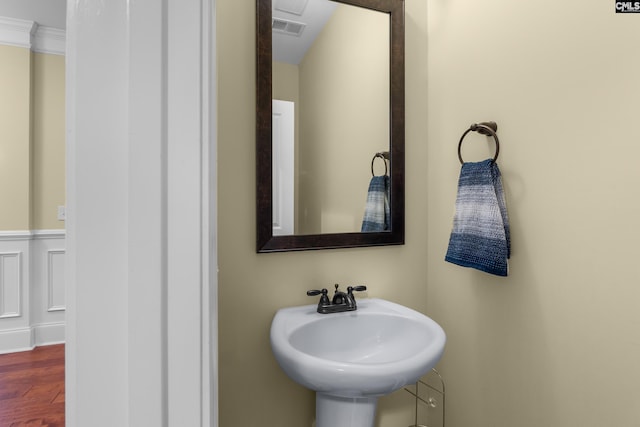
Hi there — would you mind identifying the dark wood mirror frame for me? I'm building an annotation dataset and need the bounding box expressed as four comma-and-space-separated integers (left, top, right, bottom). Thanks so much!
256, 0, 405, 252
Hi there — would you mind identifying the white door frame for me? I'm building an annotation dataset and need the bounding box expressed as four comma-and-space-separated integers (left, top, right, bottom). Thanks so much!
65, 0, 217, 425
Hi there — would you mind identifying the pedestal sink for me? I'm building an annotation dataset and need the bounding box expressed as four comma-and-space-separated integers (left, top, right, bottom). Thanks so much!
270, 298, 446, 427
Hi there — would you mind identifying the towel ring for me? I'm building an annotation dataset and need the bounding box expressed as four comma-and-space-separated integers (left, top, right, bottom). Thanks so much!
371, 151, 389, 176
457, 122, 500, 164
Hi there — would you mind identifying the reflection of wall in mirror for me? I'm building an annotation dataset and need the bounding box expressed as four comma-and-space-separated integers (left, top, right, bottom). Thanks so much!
273, 3, 389, 235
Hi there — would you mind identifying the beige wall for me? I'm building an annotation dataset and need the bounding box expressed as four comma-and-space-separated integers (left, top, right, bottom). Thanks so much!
217, 0, 428, 425
426, 0, 640, 426
298, 4, 389, 234
272, 61, 299, 102
32, 52, 66, 230
0, 45, 65, 231
219, 0, 640, 425
0, 45, 32, 230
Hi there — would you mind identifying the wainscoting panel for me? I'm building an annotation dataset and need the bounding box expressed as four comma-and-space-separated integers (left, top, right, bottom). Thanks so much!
47, 250, 66, 312
0, 230, 65, 353
0, 251, 23, 319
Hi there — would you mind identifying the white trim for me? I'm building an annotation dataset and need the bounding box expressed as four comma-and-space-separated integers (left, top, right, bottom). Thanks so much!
0, 17, 65, 55
0, 327, 33, 354
0, 16, 36, 49
0, 230, 66, 241
65, 0, 217, 424
0, 231, 32, 241
33, 26, 66, 55
33, 321, 65, 346
0, 323, 65, 354
126, 0, 168, 424
32, 229, 66, 239
166, 0, 215, 423
0, 231, 65, 353
0, 252, 23, 319
201, 0, 217, 424
203, 1, 218, 425
47, 250, 66, 312
65, 0, 79, 421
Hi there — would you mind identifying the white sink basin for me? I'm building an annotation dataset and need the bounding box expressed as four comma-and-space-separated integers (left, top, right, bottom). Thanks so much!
270, 298, 446, 427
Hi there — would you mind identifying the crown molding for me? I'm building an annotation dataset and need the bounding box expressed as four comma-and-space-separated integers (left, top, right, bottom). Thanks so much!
0, 16, 65, 55
33, 26, 65, 55
0, 16, 37, 49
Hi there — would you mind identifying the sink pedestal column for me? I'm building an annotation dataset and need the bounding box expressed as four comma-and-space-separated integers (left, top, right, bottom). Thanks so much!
316, 393, 377, 427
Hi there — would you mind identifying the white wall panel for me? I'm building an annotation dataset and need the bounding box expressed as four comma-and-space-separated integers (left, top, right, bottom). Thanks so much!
0, 230, 65, 353
47, 249, 65, 311
0, 251, 22, 318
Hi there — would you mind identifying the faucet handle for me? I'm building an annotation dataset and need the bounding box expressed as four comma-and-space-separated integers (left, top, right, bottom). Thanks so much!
347, 285, 367, 294
307, 288, 330, 306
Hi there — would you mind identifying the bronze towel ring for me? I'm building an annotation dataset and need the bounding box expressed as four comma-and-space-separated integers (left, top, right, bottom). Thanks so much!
458, 121, 500, 164
371, 151, 389, 176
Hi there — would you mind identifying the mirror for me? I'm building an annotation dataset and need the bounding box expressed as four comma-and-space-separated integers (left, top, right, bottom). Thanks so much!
257, 0, 404, 252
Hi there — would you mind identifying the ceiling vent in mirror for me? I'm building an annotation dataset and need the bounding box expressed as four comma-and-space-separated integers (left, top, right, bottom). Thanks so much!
275, 0, 309, 16
272, 18, 306, 37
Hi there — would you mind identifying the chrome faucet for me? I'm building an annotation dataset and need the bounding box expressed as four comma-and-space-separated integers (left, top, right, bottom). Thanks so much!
307, 284, 367, 314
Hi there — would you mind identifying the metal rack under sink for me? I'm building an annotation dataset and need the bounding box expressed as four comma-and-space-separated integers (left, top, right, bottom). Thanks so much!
404, 369, 445, 427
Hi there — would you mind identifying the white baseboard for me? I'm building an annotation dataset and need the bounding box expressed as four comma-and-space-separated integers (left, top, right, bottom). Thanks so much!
34, 322, 65, 346
0, 322, 66, 354
0, 327, 34, 354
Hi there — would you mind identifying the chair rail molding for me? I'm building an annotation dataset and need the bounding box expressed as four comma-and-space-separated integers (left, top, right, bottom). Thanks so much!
0, 229, 66, 240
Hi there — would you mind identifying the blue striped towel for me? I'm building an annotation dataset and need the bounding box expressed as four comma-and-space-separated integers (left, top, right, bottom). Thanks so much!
361, 175, 390, 232
445, 159, 510, 276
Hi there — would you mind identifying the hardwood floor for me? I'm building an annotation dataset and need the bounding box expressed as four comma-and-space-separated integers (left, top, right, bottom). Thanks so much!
0, 344, 65, 427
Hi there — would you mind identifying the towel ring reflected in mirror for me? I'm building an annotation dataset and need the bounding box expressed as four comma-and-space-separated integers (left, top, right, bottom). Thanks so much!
371, 151, 389, 177
458, 121, 500, 164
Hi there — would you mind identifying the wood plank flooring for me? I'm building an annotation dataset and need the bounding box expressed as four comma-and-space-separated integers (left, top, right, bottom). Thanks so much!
0, 345, 65, 427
